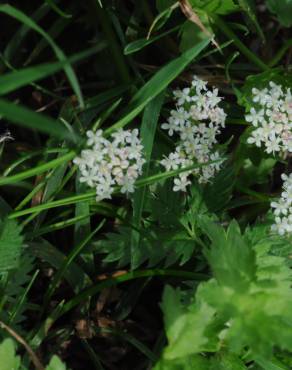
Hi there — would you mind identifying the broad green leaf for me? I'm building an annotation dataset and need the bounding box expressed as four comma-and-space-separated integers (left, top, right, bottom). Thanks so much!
0, 218, 23, 273
46, 355, 67, 370
0, 4, 84, 107
105, 38, 210, 134
0, 339, 20, 370
266, 0, 292, 27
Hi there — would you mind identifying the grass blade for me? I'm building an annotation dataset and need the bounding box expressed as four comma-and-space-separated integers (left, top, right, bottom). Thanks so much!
7, 159, 222, 218
0, 4, 84, 107
0, 151, 76, 186
0, 99, 79, 143
105, 38, 210, 135
0, 43, 106, 96
131, 92, 165, 269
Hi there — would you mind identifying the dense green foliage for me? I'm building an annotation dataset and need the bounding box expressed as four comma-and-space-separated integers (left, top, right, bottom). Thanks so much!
1, 0, 292, 369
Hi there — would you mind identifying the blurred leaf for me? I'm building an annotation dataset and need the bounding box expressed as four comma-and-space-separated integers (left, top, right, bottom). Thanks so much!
154, 355, 209, 370
210, 353, 247, 369
45, 0, 72, 18
189, 0, 238, 14
237, 0, 265, 41
156, 0, 177, 12
0, 339, 20, 370
266, 0, 292, 27
46, 355, 67, 370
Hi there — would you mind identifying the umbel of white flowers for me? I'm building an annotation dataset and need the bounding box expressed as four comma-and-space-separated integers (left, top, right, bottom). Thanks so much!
74, 129, 145, 201
246, 81, 292, 154
160, 75, 226, 191
271, 173, 292, 236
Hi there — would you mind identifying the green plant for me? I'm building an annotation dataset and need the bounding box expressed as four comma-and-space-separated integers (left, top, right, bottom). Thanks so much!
0, 0, 292, 369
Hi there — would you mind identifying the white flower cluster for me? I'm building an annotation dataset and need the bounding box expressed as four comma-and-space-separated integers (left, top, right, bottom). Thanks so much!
246, 81, 292, 154
74, 129, 145, 201
160, 75, 226, 191
271, 173, 292, 235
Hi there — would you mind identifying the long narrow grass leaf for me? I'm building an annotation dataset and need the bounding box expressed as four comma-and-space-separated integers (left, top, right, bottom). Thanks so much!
0, 99, 79, 143
0, 43, 106, 95
105, 38, 210, 135
0, 4, 84, 107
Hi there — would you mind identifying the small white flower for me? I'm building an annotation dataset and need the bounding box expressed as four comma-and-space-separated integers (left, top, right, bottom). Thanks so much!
161, 75, 226, 190
247, 129, 262, 147
75, 128, 145, 201
271, 172, 292, 236
265, 135, 281, 154
173, 175, 191, 192
161, 118, 178, 136
173, 87, 192, 105
252, 87, 269, 105
245, 108, 265, 127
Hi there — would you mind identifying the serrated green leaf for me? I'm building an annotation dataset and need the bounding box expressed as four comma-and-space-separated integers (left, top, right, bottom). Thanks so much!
161, 286, 216, 359
203, 163, 235, 212
0, 219, 23, 273
266, 0, 292, 27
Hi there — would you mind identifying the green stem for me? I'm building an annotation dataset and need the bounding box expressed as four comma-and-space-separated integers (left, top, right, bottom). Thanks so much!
60, 269, 209, 318
268, 38, 292, 67
9, 159, 222, 219
212, 15, 269, 71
